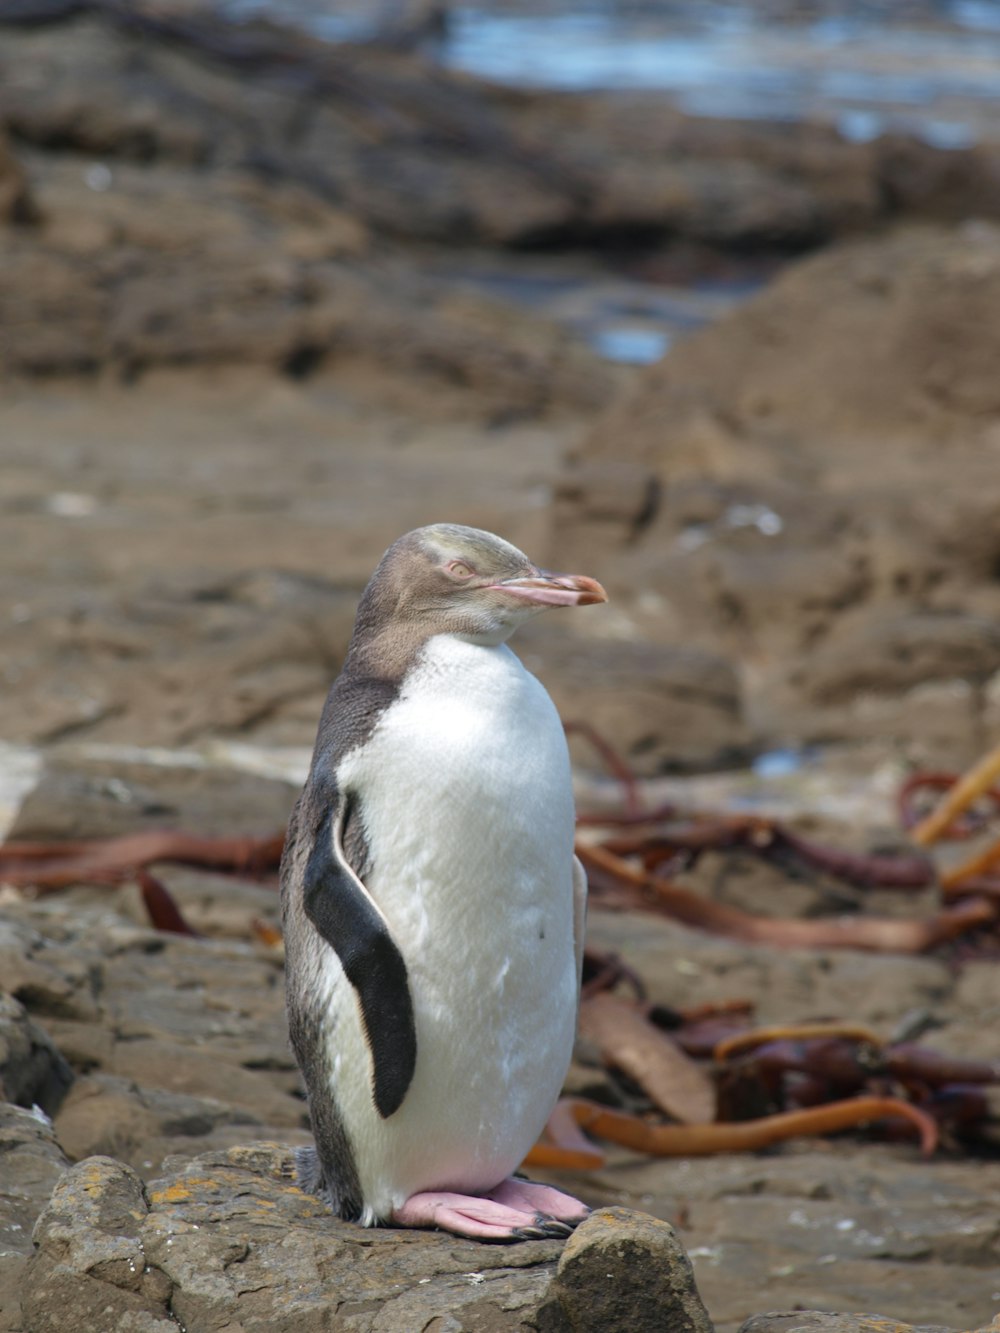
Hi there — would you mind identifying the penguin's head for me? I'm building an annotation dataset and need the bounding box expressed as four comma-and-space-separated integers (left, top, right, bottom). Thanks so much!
356, 523, 607, 647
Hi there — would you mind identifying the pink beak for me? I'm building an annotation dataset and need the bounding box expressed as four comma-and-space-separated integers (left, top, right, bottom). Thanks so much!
489, 570, 608, 608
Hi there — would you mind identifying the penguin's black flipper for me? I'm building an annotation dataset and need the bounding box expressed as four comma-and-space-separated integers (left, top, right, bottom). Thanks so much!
301, 795, 417, 1120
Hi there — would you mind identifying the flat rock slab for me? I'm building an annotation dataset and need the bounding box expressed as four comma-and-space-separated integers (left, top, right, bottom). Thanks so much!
740, 1317, 1000, 1333
20, 1148, 713, 1333
562, 1117, 1000, 1330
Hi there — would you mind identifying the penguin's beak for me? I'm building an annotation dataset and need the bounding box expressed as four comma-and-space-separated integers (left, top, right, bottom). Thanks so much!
490, 570, 608, 608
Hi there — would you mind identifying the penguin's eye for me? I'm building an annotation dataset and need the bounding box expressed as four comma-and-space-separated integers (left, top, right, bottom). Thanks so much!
446, 561, 475, 580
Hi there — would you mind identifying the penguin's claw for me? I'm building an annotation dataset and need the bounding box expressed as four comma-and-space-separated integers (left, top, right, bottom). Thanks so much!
536, 1215, 575, 1237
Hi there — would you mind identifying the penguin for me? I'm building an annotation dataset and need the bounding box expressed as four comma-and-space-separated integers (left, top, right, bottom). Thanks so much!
280, 523, 607, 1241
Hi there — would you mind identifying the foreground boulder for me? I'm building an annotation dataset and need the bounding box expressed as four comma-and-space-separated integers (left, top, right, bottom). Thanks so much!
20, 1146, 714, 1332
0, 1103, 69, 1333
543, 1207, 713, 1332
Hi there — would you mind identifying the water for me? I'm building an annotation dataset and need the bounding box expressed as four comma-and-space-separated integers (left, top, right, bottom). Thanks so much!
416, 249, 761, 365
591, 326, 671, 364
433, 4, 1000, 144
220, 2, 1000, 147
222, 0, 379, 42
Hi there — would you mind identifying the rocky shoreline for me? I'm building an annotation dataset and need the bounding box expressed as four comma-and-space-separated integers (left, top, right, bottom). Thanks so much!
2, 4, 1000, 1329
3, 3, 1000, 770
3, 749, 1000, 1330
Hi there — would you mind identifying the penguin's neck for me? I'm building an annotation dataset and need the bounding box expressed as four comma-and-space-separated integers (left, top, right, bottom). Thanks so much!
415, 632, 523, 691
346, 618, 521, 686
448, 620, 522, 650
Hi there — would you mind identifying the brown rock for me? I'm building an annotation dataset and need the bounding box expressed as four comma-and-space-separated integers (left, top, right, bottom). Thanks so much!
0, 205, 608, 397
51, 1073, 261, 1173
797, 609, 1000, 705
4, 857, 1000, 1328
19, 1146, 707, 1332
557, 223, 1000, 764
0, 903, 306, 1181
0, 995, 73, 1117
0, 921, 100, 1025
523, 630, 747, 774
21, 1157, 174, 1333
0, 1102, 68, 1333
105, 1037, 298, 1129
540, 1206, 714, 1332
3, 6, 999, 262
739, 1317, 959, 1333
0, 125, 37, 225
9, 749, 298, 842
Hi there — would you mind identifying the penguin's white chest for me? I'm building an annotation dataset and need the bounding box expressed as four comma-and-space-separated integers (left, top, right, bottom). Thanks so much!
331, 635, 579, 1217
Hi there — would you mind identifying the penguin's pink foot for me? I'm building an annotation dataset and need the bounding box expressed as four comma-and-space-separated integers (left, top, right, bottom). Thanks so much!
485, 1177, 590, 1234
391, 1179, 589, 1242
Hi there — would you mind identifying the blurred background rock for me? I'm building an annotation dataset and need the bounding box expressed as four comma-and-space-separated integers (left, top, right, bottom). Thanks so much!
2, 0, 1000, 775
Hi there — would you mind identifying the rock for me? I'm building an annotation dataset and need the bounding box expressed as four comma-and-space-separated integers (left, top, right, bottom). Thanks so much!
0, 125, 37, 224
0, 360, 591, 755
21, 1156, 174, 1333
5, 9, 1000, 777
3, 7, 999, 260
0, 1102, 69, 1333
9, 749, 298, 842
522, 630, 748, 774
19, 1145, 703, 1333
51, 1073, 264, 1175
0, 907, 307, 1179
0, 995, 73, 1116
739, 1317, 972, 1333
797, 610, 1000, 705
0, 12, 615, 400
0, 920, 100, 1025
0, 171, 608, 403
3, 858, 1000, 1327
557, 223, 1000, 765
541, 1206, 714, 1332
783, 678, 983, 773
